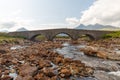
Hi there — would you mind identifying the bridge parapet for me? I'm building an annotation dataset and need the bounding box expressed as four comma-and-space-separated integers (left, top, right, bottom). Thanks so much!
8, 29, 115, 41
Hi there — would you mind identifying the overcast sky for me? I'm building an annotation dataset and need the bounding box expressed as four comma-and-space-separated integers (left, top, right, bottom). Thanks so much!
0, 0, 119, 31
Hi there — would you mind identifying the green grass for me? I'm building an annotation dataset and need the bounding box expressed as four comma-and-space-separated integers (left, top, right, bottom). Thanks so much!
103, 31, 120, 39
0, 32, 24, 43
35, 35, 46, 41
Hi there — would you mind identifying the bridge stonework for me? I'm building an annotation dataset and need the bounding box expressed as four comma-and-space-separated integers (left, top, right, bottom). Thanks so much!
8, 29, 114, 41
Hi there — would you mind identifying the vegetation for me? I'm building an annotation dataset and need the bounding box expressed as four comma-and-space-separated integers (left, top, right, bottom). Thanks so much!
35, 35, 46, 41
103, 31, 120, 39
35, 35, 70, 41
0, 32, 24, 43
78, 35, 92, 41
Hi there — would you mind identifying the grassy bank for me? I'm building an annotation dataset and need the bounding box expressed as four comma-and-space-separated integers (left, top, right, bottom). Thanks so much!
0, 33, 24, 44
103, 31, 120, 39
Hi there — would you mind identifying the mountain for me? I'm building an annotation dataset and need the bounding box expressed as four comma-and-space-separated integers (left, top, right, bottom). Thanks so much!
76, 24, 120, 30
16, 27, 28, 32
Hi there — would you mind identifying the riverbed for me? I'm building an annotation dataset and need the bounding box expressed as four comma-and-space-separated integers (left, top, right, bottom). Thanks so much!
0, 39, 120, 80
55, 42, 120, 80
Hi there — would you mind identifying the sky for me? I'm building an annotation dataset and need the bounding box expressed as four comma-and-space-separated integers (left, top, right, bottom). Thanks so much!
0, 0, 120, 31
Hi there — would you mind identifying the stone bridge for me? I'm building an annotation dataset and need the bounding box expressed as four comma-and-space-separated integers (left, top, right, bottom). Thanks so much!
8, 28, 114, 41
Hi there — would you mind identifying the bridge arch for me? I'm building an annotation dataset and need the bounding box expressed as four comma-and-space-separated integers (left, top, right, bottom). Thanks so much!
79, 34, 95, 40
51, 32, 74, 41
30, 34, 46, 41
85, 34, 95, 40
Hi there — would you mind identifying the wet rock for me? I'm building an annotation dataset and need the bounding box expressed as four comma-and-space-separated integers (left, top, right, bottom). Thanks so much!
80, 47, 107, 59
16, 75, 23, 80
84, 67, 94, 76
70, 40, 79, 44
11, 58, 18, 64
0, 49, 8, 54
39, 60, 52, 68
70, 63, 93, 77
1, 75, 13, 80
97, 51, 107, 59
16, 75, 34, 80
3, 70, 10, 75
34, 73, 50, 80
42, 68, 55, 77
54, 57, 63, 64
70, 65, 80, 75
50, 76, 58, 80
18, 63, 38, 77
63, 58, 73, 64
59, 68, 71, 78
117, 63, 120, 66
22, 75, 34, 80
0, 70, 2, 77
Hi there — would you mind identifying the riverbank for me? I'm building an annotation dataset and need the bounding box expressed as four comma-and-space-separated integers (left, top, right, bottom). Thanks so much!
75, 38, 120, 80
0, 41, 94, 80
0, 38, 120, 80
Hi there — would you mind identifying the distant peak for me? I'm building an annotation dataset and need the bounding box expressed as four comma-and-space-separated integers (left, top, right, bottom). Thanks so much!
16, 27, 28, 32
75, 23, 119, 30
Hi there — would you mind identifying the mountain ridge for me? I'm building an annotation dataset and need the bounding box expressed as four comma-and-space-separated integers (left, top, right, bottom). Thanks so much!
75, 24, 120, 30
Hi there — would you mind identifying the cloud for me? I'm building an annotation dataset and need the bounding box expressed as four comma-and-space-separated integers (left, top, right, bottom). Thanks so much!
1, 22, 16, 29
0, 9, 75, 31
28, 23, 74, 30
0, 9, 35, 32
0, 17, 34, 32
11, 10, 22, 16
80, 0, 120, 27
9, 18, 34, 31
66, 17, 80, 25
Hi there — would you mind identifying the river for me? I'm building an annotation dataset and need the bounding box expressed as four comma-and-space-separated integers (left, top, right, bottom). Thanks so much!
55, 42, 120, 80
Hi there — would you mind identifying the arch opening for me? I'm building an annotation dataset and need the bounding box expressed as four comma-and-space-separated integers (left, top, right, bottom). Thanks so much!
53, 32, 72, 42
78, 34, 95, 41
30, 34, 46, 42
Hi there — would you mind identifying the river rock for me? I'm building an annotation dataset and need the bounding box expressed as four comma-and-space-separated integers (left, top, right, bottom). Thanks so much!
42, 68, 55, 77
0, 41, 95, 79
39, 60, 52, 68
16, 75, 33, 80
59, 68, 71, 78
34, 73, 50, 80
18, 63, 38, 77
0, 49, 8, 54
54, 57, 63, 64
1, 75, 13, 80
80, 47, 107, 59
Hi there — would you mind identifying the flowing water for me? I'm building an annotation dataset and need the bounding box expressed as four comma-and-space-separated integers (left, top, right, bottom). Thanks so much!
10, 43, 120, 80
55, 42, 120, 80
10, 45, 28, 50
